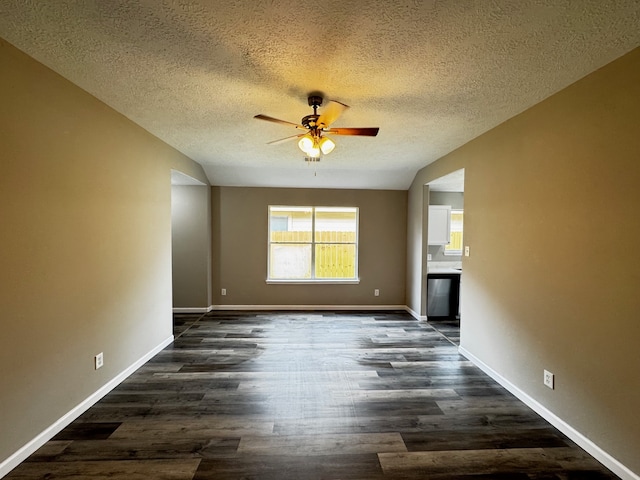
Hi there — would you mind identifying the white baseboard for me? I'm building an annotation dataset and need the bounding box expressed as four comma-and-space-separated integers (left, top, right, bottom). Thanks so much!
405, 305, 426, 320
172, 306, 212, 313
458, 346, 638, 480
208, 304, 409, 312
0, 335, 174, 479
177, 304, 423, 317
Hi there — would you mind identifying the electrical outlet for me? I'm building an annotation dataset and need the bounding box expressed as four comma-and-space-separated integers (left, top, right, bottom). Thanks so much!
544, 369, 554, 389
94, 352, 104, 370
427, 254, 432, 261
374, 289, 380, 297
464, 246, 470, 257
221, 288, 227, 296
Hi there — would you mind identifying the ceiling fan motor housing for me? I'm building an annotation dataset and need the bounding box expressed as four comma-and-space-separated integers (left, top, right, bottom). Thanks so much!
307, 95, 323, 107
301, 114, 320, 131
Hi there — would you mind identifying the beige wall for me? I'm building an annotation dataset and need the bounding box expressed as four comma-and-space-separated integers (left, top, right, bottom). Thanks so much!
407, 48, 640, 474
405, 183, 429, 316
0, 38, 206, 466
171, 185, 212, 309
212, 187, 407, 307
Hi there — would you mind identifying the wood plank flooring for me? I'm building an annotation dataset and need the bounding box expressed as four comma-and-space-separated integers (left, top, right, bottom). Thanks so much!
428, 319, 461, 345
7, 311, 618, 479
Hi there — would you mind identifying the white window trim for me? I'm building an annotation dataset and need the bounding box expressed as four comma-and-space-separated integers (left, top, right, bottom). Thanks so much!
266, 279, 361, 285
268, 206, 359, 282
443, 209, 463, 256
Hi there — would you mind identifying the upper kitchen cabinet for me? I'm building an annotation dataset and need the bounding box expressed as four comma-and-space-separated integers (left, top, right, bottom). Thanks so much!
428, 205, 451, 245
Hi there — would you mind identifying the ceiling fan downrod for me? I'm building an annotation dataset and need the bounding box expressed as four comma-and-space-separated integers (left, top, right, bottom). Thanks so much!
301, 95, 323, 133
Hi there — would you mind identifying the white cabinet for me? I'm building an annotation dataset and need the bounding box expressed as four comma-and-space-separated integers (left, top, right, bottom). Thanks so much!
428, 205, 451, 245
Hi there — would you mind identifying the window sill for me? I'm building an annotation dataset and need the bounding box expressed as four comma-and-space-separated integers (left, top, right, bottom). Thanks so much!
266, 279, 360, 285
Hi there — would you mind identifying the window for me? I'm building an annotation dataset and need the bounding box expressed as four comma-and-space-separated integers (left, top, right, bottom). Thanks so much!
268, 206, 358, 281
444, 209, 463, 255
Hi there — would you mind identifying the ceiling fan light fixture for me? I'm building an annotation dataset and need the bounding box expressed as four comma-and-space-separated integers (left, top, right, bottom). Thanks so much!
298, 135, 314, 155
319, 136, 335, 155
308, 143, 321, 158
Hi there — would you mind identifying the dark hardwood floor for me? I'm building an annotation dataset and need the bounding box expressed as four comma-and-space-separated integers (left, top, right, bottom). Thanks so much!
428, 319, 461, 346
7, 311, 618, 479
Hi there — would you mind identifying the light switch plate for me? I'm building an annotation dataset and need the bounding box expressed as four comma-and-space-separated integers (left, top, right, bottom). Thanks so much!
464, 246, 470, 257
94, 352, 104, 370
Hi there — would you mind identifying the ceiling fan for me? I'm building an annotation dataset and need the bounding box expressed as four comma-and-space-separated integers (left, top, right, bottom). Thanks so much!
254, 94, 379, 159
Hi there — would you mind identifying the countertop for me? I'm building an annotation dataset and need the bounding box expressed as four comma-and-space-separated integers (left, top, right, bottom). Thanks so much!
427, 267, 462, 275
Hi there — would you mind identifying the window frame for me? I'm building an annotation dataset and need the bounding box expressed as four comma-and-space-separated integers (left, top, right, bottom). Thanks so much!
443, 209, 464, 256
267, 205, 360, 284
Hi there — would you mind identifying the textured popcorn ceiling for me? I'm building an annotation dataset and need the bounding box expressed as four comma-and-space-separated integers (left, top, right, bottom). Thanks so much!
1, 1, 639, 189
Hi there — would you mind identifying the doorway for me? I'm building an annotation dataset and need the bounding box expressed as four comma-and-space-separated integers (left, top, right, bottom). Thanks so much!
170, 170, 212, 333
426, 169, 465, 345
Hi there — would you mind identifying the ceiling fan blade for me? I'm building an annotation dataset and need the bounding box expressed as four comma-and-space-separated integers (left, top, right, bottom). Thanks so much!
254, 114, 304, 129
325, 127, 379, 136
317, 100, 349, 128
267, 133, 305, 145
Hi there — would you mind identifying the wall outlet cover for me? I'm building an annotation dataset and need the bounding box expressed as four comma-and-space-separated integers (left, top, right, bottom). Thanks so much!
544, 369, 554, 389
